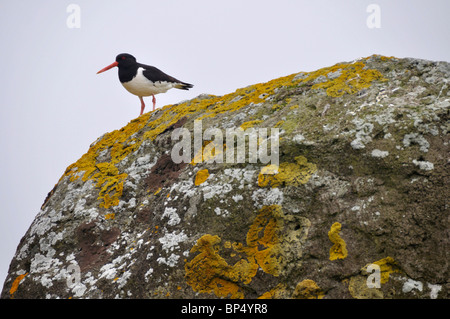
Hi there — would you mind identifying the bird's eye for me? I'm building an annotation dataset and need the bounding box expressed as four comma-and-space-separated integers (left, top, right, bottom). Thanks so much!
122, 56, 126, 60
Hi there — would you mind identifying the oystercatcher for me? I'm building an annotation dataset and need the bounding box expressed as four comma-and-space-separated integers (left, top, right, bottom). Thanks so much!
97, 53, 193, 115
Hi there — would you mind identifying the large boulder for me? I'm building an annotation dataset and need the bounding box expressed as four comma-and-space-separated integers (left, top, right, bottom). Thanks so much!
2, 55, 448, 299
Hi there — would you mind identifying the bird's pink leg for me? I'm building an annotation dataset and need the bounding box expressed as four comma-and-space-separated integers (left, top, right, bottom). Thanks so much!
139, 96, 145, 115
152, 95, 156, 111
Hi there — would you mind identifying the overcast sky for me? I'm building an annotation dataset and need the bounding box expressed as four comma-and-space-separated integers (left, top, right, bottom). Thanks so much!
1, 0, 449, 288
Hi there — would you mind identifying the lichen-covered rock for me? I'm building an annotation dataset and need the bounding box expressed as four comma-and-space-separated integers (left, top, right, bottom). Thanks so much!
2, 55, 449, 299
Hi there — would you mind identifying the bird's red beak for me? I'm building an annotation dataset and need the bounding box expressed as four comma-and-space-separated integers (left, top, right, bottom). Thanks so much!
97, 61, 119, 74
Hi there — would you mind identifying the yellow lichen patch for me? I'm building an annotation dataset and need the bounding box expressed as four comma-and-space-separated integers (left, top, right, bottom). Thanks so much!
380, 55, 396, 61
271, 104, 282, 111
10, 272, 28, 297
184, 234, 247, 299
292, 279, 325, 299
190, 144, 204, 165
348, 256, 401, 299
304, 59, 387, 97
328, 222, 348, 260
258, 156, 317, 188
194, 169, 210, 186
274, 120, 284, 128
204, 73, 300, 116
104, 213, 115, 220
190, 141, 224, 165
62, 113, 151, 208
348, 275, 383, 299
184, 205, 284, 298
258, 284, 287, 299
234, 205, 284, 276
364, 256, 401, 284
240, 120, 263, 130
259, 164, 279, 176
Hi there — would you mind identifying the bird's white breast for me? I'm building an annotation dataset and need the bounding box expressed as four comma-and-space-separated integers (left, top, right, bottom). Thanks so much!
121, 67, 176, 97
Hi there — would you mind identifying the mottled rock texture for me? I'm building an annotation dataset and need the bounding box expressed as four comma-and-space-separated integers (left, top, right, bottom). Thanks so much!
2, 55, 449, 299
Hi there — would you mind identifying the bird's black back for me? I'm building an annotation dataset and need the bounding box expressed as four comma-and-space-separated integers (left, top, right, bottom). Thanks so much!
115, 53, 193, 89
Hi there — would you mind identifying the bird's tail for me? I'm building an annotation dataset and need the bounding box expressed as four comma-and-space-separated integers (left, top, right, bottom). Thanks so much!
176, 82, 194, 90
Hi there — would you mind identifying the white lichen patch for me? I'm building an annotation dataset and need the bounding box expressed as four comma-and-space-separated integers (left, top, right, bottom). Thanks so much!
144, 268, 154, 282
169, 167, 256, 208
124, 153, 156, 181
158, 230, 188, 253
251, 188, 284, 209
232, 194, 243, 202
71, 281, 87, 298
16, 236, 34, 261
202, 183, 233, 200
371, 149, 389, 158
292, 134, 306, 143
412, 159, 434, 171
170, 179, 196, 198
30, 253, 62, 274
350, 118, 374, 150
157, 254, 180, 267
70, 271, 97, 298
115, 270, 132, 289
402, 278, 423, 294
223, 168, 256, 186
428, 283, 442, 299
99, 262, 119, 280
29, 252, 65, 289
161, 207, 181, 226
403, 133, 430, 152
29, 209, 63, 237
110, 196, 138, 213
200, 168, 256, 200
214, 207, 230, 217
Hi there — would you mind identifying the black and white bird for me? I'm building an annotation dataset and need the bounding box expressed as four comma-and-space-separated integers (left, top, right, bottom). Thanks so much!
97, 53, 193, 115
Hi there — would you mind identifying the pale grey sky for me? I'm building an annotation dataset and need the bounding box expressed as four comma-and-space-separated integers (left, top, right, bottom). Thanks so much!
1, 0, 449, 287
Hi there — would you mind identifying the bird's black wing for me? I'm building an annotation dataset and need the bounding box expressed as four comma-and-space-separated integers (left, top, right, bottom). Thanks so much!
140, 63, 193, 90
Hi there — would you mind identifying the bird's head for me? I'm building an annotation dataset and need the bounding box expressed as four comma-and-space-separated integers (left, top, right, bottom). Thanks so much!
97, 53, 137, 74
